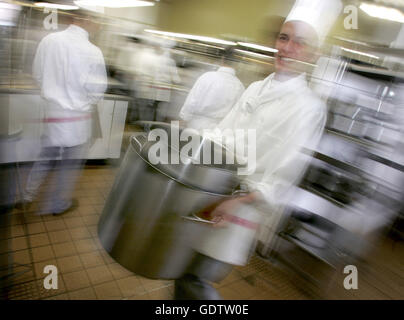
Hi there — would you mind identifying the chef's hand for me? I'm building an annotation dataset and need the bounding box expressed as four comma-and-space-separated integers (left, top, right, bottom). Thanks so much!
210, 192, 260, 228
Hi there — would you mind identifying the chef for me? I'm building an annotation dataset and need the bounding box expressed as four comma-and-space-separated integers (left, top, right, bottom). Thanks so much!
175, 0, 343, 300
18, 9, 107, 215
179, 47, 245, 130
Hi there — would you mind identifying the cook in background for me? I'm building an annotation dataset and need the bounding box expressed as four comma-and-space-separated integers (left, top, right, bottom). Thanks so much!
129, 38, 181, 123
16, 9, 107, 215
179, 47, 244, 130
154, 43, 182, 122
175, 0, 343, 300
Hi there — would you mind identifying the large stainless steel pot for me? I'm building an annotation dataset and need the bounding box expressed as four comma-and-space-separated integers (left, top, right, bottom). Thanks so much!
139, 125, 242, 195
98, 130, 241, 279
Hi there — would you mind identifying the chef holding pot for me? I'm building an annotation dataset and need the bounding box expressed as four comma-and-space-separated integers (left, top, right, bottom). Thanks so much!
175, 0, 343, 300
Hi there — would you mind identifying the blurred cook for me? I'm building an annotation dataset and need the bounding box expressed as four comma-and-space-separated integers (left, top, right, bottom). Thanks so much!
19, 9, 107, 215
175, 0, 343, 300
179, 47, 245, 130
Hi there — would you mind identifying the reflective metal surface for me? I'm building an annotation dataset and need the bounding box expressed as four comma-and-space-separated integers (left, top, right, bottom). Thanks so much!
98, 133, 233, 279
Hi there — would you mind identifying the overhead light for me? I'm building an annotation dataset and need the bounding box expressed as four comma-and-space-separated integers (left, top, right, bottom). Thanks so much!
341, 47, 380, 60
0, 3, 21, 10
144, 29, 237, 46
360, 2, 404, 23
74, 0, 155, 7
237, 42, 278, 53
35, 2, 79, 10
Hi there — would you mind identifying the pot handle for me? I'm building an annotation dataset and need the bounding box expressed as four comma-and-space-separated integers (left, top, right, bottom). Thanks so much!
181, 214, 217, 225
131, 132, 147, 150
232, 189, 249, 197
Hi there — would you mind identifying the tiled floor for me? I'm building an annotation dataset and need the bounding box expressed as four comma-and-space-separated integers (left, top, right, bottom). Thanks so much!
1, 153, 403, 300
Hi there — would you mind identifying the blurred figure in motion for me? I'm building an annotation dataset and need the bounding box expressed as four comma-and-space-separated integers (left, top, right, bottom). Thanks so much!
129, 38, 180, 123
129, 39, 157, 122
175, 0, 343, 300
154, 45, 181, 122
179, 47, 244, 130
17, 9, 107, 215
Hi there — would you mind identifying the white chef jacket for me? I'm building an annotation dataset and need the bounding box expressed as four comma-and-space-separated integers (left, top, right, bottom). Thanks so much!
33, 24, 107, 147
152, 51, 181, 102
132, 49, 180, 102
217, 72, 327, 209
179, 67, 245, 130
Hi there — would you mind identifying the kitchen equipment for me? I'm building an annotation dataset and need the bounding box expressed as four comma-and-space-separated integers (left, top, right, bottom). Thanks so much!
98, 128, 243, 279
140, 126, 242, 195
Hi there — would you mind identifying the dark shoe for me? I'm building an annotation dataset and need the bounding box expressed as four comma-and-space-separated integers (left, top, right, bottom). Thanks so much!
52, 199, 79, 216
14, 200, 33, 211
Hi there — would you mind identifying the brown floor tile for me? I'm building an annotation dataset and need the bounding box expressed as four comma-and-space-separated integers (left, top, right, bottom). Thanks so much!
99, 250, 116, 265
44, 220, 66, 232
41, 213, 62, 222
87, 225, 98, 238
69, 227, 91, 240
93, 237, 104, 250
21, 212, 42, 224
138, 277, 170, 292
27, 222, 46, 235
74, 238, 97, 254
86, 265, 114, 285
108, 262, 134, 280
9, 266, 36, 285
78, 205, 97, 216
29, 233, 50, 248
45, 293, 69, 300
77, 197, 95, 206
127, 293, 151, 300
32, 245, 55, 263
56, 255, 83, 274
62, 270, 91, 291
0, 227, 9, 240
116, 276, 145, 297
79, 251, 105, 268
48, 230, 72, 244
68, 287, 97, 300
94, 281, 123, 300
0, 239, 9, 254
63, 217, 84, 229
218, 286, 244, 300
11, 236, 29, 251
10, 225, 25, 238
37, 277, 67, 299
82, 215, 99, 226
225, 279, 261, 300
52, 242, 77, 258
148, 287, 173, 300
9, 212, 25, 226
94, 205, 105, 214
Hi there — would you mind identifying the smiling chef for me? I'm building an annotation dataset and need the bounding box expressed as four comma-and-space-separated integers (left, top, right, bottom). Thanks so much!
175, 0, 343, 300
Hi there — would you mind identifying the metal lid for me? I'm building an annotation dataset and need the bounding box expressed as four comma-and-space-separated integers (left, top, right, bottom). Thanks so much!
130, 125, 245, 195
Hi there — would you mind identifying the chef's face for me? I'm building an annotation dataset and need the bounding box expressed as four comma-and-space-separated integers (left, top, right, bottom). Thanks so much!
275, 21, 318, 76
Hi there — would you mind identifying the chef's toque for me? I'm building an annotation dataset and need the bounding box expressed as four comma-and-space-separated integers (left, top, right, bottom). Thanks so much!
285, 0, 343, 45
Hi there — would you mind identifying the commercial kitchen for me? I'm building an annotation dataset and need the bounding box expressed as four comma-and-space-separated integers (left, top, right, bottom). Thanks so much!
0, 0, 403, 300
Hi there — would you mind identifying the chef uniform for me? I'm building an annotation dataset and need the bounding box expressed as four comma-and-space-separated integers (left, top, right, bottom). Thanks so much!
179, 66, 245, 130
154, 48, 181, 122
22, 22, 107, 215
175, 0, 343, 300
